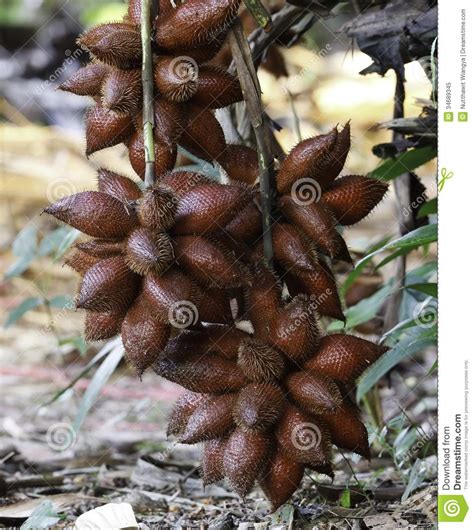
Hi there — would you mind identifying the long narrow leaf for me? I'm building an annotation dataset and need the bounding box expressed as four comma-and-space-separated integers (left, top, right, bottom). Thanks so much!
402, 459, 425, 502
345, 225, 438, 293
380, 318, 419, 343
12, 224, 38, 257
369, 146, 437, 181
417, 198, 437, 218
54, 228, 81, 260
406, 261, 438, 281
41, 338, 121, 408
384, 224, 438, 251
5, 297, 43, 328
357, 330, 437, 400
407, 282, 438, 298
38, 227, 71, 257
329, 282, 394, 332
374, 247, 411, 272
74, 340, 124, 432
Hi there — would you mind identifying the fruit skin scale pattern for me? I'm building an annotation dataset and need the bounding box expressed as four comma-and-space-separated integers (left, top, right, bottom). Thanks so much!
154, 278, 387, 510
60, 0, 253, 181
46, 0, 390, 509
46, 168, 253, 376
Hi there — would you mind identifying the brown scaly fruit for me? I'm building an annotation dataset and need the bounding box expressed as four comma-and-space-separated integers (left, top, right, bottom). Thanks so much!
52, 0, 391, 512
45, 169, 252, 375
153, 0, 242, 51
60, 0, 246, 180
155, 268, 386, 509
222, 124, 388, 320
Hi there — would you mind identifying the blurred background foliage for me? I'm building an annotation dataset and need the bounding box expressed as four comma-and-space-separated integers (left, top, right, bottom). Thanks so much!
0, 0, 127, 26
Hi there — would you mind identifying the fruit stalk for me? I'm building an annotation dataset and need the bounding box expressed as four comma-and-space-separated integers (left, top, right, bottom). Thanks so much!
243, 0, 272, 31
230, 20, 275, 265
141, 0, 155, 187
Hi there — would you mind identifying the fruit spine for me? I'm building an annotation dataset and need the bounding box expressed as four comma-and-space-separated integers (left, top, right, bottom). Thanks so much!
46, 0, 389, 509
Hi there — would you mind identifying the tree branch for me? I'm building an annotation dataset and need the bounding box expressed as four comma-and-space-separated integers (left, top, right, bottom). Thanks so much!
141, 0, 155, 187
229, 20, 275, 266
